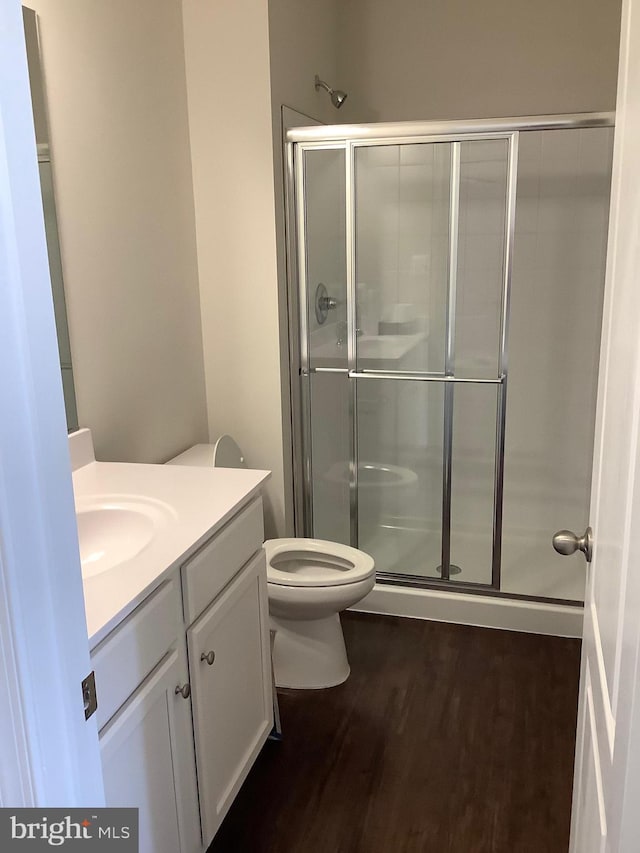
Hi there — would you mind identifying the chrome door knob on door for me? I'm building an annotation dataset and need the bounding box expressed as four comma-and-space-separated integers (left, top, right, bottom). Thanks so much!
552, 527, 593, 562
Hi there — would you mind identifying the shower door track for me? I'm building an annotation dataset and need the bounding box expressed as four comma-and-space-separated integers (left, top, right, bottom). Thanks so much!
285, 112, 614, 597
286, 112, 614, 144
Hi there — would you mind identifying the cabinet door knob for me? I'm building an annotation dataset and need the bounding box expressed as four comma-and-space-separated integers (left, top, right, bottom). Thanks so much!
201, 650, 216, 666
175, 683, 191, 699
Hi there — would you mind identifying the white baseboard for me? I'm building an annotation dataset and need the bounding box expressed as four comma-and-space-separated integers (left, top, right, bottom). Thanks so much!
350, 583, 584, 638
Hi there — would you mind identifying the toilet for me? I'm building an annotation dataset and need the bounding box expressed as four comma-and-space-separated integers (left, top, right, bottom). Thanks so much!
167, 436, 376, 689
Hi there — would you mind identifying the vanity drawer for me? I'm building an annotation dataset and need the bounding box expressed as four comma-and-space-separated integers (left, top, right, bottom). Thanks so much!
91, 579, 180, 730
182, 497, 264, 625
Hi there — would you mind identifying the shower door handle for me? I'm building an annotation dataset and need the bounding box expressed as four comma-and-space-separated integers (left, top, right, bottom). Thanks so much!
552, 527, 593, 563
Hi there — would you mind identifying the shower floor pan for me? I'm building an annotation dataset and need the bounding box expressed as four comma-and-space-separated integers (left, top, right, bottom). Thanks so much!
361, 521, 492, 585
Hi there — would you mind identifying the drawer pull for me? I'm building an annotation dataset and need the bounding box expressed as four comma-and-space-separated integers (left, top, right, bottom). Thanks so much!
175, 683, 191, 699
201, 650, 216, 666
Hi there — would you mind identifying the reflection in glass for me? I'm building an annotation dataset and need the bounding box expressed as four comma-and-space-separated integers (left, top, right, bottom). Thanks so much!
24, 7, 79, 431
357, 379, 444, 578
449, 383, 498, 584
303, 148, 347, 370
355, 143, 450, 374
39, 155, 78, 431
454, 140, 508, 379
309, 372, 350, 545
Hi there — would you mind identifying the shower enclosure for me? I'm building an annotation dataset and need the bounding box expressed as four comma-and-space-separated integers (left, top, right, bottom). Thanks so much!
285, 114, 614, 604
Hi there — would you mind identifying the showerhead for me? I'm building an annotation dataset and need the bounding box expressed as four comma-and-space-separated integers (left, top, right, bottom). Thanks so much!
331, 89, 348, 109
314, 74, 348, 109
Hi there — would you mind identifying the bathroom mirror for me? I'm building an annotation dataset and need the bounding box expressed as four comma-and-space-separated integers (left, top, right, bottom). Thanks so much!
22, 7, 78, 431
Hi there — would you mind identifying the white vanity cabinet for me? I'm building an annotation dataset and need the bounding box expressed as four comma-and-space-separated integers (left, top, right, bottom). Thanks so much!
182, 497, 273, 848
89, 494, 272, 852
91, 579, 201, 853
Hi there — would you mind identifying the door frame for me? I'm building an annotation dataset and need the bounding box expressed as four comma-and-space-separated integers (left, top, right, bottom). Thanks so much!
0, 0, 103, 807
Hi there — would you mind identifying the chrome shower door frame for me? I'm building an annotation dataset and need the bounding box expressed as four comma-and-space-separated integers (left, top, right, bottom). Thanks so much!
286, 140, 349, 539
284, 113, 615, 595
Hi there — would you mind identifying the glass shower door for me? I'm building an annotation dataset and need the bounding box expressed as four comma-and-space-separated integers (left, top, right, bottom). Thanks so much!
290, 117, 611, 601
356, 377, 445, 577
296, 134, 515, 588
299, 147, 350, 544
354, 143, 450, 578
354, 138, 511, 585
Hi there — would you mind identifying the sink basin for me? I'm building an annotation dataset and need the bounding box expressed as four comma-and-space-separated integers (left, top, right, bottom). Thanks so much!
76, 496, 176, 578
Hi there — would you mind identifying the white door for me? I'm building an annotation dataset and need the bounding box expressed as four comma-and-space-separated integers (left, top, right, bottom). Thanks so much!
569, 0, 640, 849
100, 650, 201, 853
0, 0, 104, 806
187, 552, 273, 848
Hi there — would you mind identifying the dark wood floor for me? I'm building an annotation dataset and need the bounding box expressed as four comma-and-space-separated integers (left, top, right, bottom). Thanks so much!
209, 612, 581, 853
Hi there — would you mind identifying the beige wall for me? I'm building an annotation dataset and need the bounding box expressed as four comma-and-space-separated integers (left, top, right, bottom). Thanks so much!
182, 0, 343, 537
182, 0, 286, 536
268, 0, 341, 128
268, 0, 343, 533
29, 0, 208, 464
337, 0, 621, 122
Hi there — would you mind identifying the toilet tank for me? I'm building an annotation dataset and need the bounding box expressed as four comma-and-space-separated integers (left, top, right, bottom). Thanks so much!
165, 443, 215, 467
166, 436, 246, 469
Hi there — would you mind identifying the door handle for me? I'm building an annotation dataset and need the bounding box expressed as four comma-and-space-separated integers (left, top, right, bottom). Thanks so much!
201, 650, 216, 666
552, 527, 593, 563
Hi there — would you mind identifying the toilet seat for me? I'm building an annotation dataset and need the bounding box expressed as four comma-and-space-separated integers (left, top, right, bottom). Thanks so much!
265, 538, 375, 588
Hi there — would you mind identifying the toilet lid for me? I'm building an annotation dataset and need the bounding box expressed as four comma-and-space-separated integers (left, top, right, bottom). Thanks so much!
264, 538, 375, 587
213, 434, 246, 469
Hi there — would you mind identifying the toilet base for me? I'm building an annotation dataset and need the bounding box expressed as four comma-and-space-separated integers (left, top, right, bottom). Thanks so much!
270, 612, 350, 689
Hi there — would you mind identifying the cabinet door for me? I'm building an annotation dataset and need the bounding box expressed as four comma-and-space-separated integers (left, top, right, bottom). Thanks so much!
100, 649, 201, 853
188, 550, 273, 847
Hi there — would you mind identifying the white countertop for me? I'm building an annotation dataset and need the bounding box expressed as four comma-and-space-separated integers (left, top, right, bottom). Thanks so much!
74, 460, 270, 649
310, 331, 427, 369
